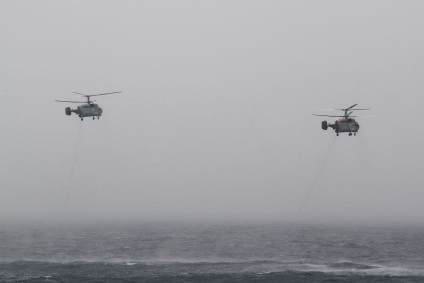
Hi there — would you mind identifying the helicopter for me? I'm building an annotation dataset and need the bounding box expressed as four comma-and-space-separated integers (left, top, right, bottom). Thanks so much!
55, 91, 121, 121
313, 104, 371, 136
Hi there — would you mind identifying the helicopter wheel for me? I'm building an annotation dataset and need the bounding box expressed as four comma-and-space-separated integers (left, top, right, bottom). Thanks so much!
81, 117, 83, 121
336, 133, 339, 136
97, 116, 99, 119
93, 117, 95, 120
349, 133, 352, 136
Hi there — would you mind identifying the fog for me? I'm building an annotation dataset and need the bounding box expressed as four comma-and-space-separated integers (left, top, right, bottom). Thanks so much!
1, 1, 424, 225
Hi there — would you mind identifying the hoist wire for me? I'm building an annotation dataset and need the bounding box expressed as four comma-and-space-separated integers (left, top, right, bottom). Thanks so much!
286, 135, 337, 234
61, 121, 82, 221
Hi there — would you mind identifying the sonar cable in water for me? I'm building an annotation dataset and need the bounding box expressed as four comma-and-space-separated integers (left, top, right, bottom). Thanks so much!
61, 121, 82, 221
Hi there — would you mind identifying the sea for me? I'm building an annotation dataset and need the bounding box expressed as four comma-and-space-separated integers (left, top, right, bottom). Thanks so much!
0, 223, 423, 282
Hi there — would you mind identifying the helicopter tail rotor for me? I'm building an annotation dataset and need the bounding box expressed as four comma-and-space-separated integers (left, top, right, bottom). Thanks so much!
321, 120, 336, 131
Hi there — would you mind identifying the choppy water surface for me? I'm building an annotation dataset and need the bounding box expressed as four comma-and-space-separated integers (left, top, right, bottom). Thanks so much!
0, 223, 423, 282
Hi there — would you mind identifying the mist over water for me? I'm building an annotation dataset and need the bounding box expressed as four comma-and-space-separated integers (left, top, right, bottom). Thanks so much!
1, 0, 424, 225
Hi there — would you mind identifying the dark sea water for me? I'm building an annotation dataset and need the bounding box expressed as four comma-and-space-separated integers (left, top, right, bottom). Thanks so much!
0, 223, 423, 282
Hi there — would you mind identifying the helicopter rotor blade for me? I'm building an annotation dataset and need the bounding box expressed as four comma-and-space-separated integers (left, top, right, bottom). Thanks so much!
346, 104, 358, 110
73, 91, 121, 97
55, 100, 85, 103
313, 108, 339, 111
312, 114, 344, 117
315, 105, 370, 111
334, 104, 358, 111
88, 91, 122, 97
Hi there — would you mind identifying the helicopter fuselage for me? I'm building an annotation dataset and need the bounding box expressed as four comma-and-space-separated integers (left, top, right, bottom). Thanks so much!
333, 118, 359, 133
66, 103, 103, 120
322, 118, 359, 136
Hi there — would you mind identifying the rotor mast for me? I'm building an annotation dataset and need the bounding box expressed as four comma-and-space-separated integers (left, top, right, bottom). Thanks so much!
343, 104, 357, 119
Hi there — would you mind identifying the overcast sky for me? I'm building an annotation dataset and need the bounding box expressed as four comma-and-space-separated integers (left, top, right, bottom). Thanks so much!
1, 0, 424, 225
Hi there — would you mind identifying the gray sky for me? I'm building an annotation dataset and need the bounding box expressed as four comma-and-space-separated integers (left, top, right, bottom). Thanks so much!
1, 0, 424, 224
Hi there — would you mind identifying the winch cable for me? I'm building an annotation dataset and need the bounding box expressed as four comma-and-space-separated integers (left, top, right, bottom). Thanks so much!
61, 121, 82, 222
286, 135, 337, 234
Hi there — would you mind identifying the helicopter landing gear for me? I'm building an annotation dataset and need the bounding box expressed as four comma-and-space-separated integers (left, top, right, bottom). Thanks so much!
93, 116, 95, 120
354, 133, 356, 136
97, 116, 100, 119
336, 133, 339, 136
80, 117, 83, 121
349, 132, 352, 136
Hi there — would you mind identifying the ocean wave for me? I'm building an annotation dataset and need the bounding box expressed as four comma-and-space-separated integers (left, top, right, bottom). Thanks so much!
292, 261, 424, 277
2, 259, 423, 277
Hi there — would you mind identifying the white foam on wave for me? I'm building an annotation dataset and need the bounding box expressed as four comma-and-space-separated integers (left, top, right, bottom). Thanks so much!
287, 261, 424, 277
360, 265, 424, 277
236, 259, 424, 277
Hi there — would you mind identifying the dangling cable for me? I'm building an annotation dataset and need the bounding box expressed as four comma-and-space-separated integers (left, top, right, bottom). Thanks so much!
61, 121, 82, 221
286, 135, 337, 233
